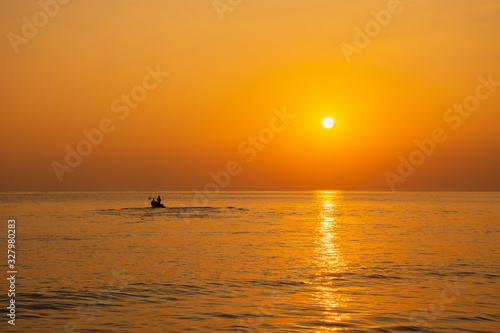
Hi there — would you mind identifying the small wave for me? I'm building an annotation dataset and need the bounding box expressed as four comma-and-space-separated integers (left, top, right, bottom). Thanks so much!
301, 320, 355, 328
484, 274, 499, 279
212, 312, 241, 319
384, 325, 422, 331
366, 274, 403, 280
451, 315, 497, 322
472, 316, 495, 322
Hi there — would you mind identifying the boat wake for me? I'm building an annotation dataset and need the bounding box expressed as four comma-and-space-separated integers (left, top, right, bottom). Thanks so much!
91, 206, 249, 221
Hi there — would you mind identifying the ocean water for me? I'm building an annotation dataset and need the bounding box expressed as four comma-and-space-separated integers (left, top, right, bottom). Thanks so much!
0, 191, 499, 333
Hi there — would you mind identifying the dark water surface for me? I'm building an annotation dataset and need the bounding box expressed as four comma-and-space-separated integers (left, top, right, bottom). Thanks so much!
0, 191, 499, 332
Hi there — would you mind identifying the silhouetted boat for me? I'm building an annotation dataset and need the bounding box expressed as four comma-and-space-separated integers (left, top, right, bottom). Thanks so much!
149, 196, 165, 208
151, 201, 165, 208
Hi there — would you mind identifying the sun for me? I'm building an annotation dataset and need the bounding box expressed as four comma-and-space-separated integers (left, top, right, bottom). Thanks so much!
323, 117, 334, 129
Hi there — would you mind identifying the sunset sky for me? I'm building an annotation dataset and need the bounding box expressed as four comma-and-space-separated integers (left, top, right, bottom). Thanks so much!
1, 0, 499, 191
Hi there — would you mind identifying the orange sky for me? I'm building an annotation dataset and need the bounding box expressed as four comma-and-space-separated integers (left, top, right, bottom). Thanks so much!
1, 0, 499, 191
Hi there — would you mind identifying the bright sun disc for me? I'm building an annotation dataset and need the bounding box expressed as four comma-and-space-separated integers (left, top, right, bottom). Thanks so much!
323, 117, 334, 129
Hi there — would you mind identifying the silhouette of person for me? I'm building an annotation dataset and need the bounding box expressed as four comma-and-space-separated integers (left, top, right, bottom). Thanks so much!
157, 196, 161, 205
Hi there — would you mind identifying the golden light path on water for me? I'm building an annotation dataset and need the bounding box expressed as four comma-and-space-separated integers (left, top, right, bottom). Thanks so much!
312, 191, 350, 331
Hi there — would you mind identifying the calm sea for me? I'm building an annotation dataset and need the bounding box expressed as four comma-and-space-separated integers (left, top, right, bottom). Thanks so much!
0, 191, 499, 333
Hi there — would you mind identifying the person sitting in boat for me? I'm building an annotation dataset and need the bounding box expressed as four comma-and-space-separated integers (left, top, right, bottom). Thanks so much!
157, 195, 162, 205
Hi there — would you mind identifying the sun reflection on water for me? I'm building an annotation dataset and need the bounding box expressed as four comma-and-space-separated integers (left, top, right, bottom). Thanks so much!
311, 191, 350, 331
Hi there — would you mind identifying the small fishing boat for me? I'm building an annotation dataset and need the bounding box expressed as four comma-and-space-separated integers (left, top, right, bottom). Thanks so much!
149, 196, 165, 208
